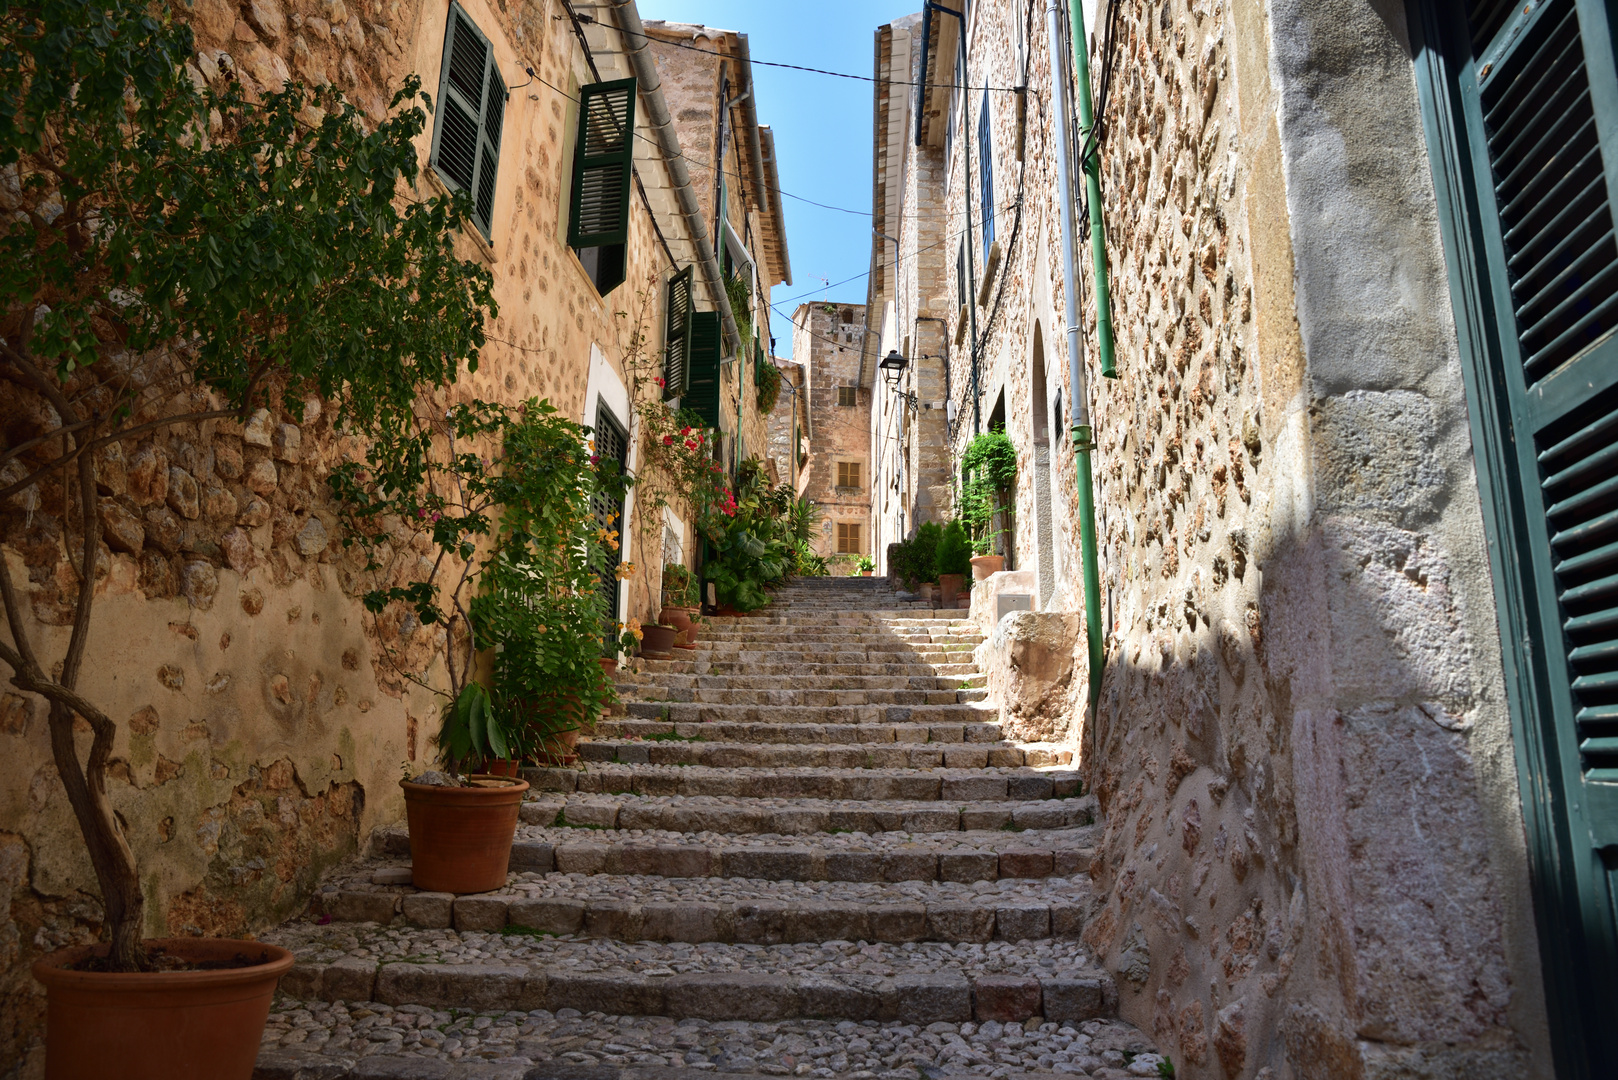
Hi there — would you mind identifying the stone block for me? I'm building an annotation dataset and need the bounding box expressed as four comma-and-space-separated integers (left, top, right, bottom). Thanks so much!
1050, 773, 1082, 797
401, 892, 455, 929
664, 973, 800, 1021
986, 748, 1025, 768
615, 802, 665, 830
321, 956, 377, 1002
508, 896, 584, 935
732, 901, 793, 944
610, 843, 718, 879
1040, 974, 1117, 1021
939, 851, 999, 883
1006, 774, 1055, 800
973, 975, 1043, 1022
641, 901, 725, 942
999, 849, 1055, 878
961, 806, 1013, 830
508, 841, 554, 873
827, 810, 880, 834
943, 776, 1008, 801
522, 769, 577, 793
330, 891, 397, 924
901, 806, 961, 832
453, 896, 509, 932
721, 847, 817, 881
1054, 848, 1092, 877
554, 842, 609, 874
868, 903, 928, 942
1051, 903, 1088, 938
544, 972, 664, 1016
887, 973, 972, 1024
772, 807, 831, 834
1011, 804, 1071, 830
942, 747, 990, 769
278, 962, 323, 1000
797, 974, 883, 1021
995, 904, 1052, 941
437, 964, 528, 1011
583, 901, 644, 940
882, 850, 939, 881
789, 901, 870, 943
926, 903, 995, 943
351, 1057, 463, 1079
927, 724, 965, 743
825, 850, 884, 882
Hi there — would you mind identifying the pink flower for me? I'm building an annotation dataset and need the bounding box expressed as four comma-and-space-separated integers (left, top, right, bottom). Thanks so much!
415, 508, 427, 519
590, 454, 600, 464
430, 511, 442, 522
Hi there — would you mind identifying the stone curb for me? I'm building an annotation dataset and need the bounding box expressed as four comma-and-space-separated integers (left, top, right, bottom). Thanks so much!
253, 1054, 1136, 1080
315, 891, 1092, 942
274, 966, 1118, 1026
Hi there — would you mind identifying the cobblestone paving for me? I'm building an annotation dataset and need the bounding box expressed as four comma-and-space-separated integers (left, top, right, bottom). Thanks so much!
259, 580, 1159, 1079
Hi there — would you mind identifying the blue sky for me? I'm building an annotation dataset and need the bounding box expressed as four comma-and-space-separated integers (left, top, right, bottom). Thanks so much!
636, 0, 921, 358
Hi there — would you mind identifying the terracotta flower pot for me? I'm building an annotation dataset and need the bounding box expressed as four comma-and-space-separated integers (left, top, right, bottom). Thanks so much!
660, 605, 699, 649
480, 758, 521, 778
938, 573, 966, 607
640, 623, 678, 658
919, 583, 935, 602
970, 555, 1005, 581
32, 937, 293, 1080
532, 723, 583, 766
598, 656, 619, 678
860, 570, 873, 577
401, 775, 529, 894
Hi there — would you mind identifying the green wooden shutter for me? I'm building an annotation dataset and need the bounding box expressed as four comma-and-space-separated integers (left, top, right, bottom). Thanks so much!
663, 267, 694, 400
431, 3, 504, 239
569, 79, 637, 249
1417, 0, 1618, 1070
684, 311, 722, 429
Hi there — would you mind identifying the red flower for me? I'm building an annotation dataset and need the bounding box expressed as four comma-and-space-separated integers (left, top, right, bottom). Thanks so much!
680, 426, 691, 436
662, 435, 674, 446
590, 455, 600, 464
655, 377, 665, 387
685, 440, 698, 450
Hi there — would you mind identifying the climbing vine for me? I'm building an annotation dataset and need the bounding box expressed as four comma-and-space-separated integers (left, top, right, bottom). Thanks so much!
959, 430, 1018, 555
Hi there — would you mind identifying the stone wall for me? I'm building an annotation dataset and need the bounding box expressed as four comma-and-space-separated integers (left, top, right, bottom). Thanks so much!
0, 0, 700, 1068
793, 305, 873, 561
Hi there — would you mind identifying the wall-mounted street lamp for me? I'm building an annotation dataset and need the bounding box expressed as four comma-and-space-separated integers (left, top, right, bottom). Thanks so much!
879, 350, 918, 412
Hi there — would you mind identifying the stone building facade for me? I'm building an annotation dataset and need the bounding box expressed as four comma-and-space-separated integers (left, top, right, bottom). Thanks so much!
765, 358, 808, 493
859, 0, 1618, 1075
791, 304, 873, 563
0, 0, 786, 1067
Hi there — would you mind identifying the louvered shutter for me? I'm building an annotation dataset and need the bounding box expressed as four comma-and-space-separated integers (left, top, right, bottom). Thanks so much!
569, 79, 637, 249
684, 311, 722, 429
1419, 0, 1618, 1062
663, 267, 694, 400
431, 3, 504, 239
593, 401, 629, 651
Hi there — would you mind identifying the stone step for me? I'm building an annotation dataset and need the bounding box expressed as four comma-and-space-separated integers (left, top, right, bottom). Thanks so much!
257, 1004, 1160, 1080
631, 660, 981, 678
621, 688, 966, 707
268, 924, 1120, 1027
682, 647, 980, 665
618, 701, 994, 726
517, 793, 1096, 835
615, 673, 985, 692
522, 765, 1078, 802
591, 718, 1007, 745
369, 824, 1096, 883
576, 740, 1046, 771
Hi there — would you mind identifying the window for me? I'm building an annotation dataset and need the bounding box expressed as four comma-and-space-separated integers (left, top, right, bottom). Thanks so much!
569, 78, 637, 294
837, 461, 861, 488
841, 307, 855, 324
431, 3, 506, 239
837, 385, 858, 407
684, 311, 723, 428
836, 522, 862, 554
977, 91, 995, 260
662, 267, 693, 399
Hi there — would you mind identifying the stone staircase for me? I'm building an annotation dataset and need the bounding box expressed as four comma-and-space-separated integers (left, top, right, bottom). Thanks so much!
256, 578, 1162, 1079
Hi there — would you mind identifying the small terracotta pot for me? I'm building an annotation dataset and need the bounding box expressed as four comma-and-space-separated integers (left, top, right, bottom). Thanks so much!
860, 570, 872, 577
479, 758, 521, 778
598, 656, 619, 678
401, 776, 529, 894
919, 583, 935, 602
938, 573, 966, 607
660, 605, 699, 649
640, 623, 679, 658
531, 724, 582, 766
32, 937, 293, 1080
970, 555, 1005, 581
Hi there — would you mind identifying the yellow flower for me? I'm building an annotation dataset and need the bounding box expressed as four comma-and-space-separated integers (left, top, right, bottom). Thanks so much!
614, 561, 637, 580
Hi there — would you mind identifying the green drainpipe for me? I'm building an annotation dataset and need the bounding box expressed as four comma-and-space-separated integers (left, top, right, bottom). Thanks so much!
1048, 0, 1109, 713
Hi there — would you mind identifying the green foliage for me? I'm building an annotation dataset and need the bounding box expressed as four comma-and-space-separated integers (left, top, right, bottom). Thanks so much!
725, 274, 753, 344
702, 457, 812, 611
936, 520, 973, 578
755, 355, 782, 413
662, 563, 699, 608
434, 683, 508, 768
960, 431, 1018, 556
855, 555, 876, 573
892, 521, 945, 586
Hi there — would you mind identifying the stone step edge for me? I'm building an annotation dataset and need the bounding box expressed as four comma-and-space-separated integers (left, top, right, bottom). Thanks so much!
521, 769, 1078, 804
277, 962, 1119, 1028
514, 797, 1095, 834
576, 744, 1044, 770
255, 1057, 1131, 1080
371, 829, 1093, 882
313, 893, 1090, 945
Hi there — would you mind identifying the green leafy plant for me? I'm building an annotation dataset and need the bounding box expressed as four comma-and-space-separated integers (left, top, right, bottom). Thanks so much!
725, 275, 754, 345
854, 555, 876, 574
662, 563, 699, 608
960, 430, 1018, 555
936, 520, 973, 578
0, 1, 491, 972
702, 457, 813, 611
755, 355, 783, 413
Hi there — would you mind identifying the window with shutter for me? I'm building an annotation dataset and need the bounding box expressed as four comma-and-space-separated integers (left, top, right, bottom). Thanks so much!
684, 311, 723, 429
663, 267, 694, 400
570, 79, 637, 294
430, 3, 506, 240
836, 523, 862, 554
1415, 0, 1618, 1068
838, 462, 861, 489
592, 402, 629, 651
977, 91, 995, 260
837, 385, 858, 407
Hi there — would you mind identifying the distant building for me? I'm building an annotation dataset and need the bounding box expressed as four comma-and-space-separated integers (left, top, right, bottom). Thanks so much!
791, 303, 871, 562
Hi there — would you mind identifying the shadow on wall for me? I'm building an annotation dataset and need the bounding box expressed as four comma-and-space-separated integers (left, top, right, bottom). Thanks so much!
1076, 511, 1527, 1078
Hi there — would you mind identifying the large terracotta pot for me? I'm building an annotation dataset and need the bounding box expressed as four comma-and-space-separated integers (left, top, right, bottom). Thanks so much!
598, 656, 619, 678
640, 623, 678, 658
401, 776, 529, 894
970, 555, 1005, 581
32, 937, 293, 1080
659, 605, 699, 649
938, 573, 966, 607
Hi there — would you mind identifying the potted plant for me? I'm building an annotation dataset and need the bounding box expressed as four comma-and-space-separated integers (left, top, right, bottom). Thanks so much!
911, 522, 944, 601
961, 430, 1018, 573
5, 9, 493, 1074
856, 555, 876, 577
660, 562, 701, 647
936, 521, 973, 607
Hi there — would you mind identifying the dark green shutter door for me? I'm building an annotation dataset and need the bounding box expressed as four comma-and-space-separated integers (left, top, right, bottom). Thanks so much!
663, 267, 694, 400
569, 79, 637, 249
684, 311, 722, 429
1433, 0, 1618, 1071
431, 3, 503, 239
593, 401, 629, 652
